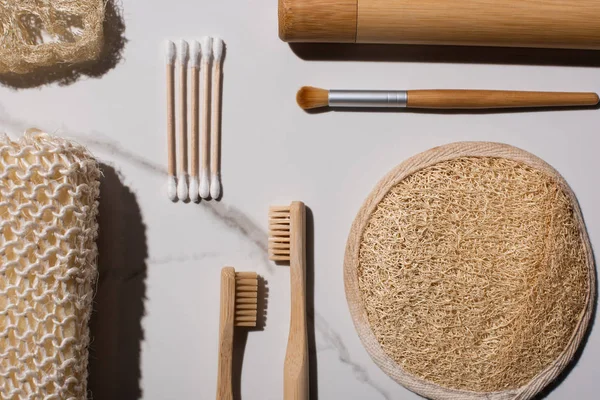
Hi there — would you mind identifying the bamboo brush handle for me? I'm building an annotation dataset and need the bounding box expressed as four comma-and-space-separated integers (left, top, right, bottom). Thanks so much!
166, 64, 176, 177
201, 62, 211, 176
217, 267, 235, 400
191, 66, 199, 179
179, 63, 188, 175
407, 90, 600, 109
279, 0, 600, 49
285, 202, 309, 400
211, 62, 222, 178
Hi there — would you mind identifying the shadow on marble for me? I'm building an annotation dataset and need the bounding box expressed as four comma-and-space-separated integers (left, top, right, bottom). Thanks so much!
232, 277, 268, 400
0, 0, 126, 89
306, 207, 319, 400
87, 164, 147, 400
290, 42, 600, 67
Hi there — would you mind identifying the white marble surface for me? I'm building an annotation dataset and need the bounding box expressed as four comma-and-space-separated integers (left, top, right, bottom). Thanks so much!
1, 0, 600, 399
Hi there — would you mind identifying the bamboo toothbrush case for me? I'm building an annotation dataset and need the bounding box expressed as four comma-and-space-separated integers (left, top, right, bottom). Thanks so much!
344, 142, 595, 400
280, 0, 600, 49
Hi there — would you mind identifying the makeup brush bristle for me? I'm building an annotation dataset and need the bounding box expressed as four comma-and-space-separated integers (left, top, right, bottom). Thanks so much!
296, 86, 329, 110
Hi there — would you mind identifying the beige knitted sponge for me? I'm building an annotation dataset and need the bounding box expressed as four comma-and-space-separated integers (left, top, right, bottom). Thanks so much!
0, 131, 100, 399
344, 142, 595, 400
0, 0, 104, 74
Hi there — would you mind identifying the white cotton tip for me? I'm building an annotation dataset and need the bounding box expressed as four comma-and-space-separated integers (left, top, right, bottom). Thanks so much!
190, 40, 201, 67
200, 36, 213, 61
177, 173, 189, 201
212, 37, 224, 62
166, 40, 176, 64
210, 174, 221, 199
189, 177, 199, 202
167, 176, 178, 201
179, 40, 189, 65
199, 169, 210, 199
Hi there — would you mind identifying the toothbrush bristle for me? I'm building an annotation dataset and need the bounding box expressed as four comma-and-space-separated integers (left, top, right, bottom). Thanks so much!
235, 271, 258, 327
268, 206, 291, 262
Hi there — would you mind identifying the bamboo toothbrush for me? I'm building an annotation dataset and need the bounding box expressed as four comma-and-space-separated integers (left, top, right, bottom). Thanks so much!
166, 40, 177, 201
210, 37, 224, 200
199, 36, 213, 199
269, 202, 309, 400
177, 40, 189, 201
189, 41, 201, 202
216, 267, 259, 400
296, 86, 600, 110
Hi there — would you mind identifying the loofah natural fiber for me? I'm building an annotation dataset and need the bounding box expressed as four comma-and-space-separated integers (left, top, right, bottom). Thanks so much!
0, 0, 105, 74
344, 142, 595, 400
0, 130, 100, 399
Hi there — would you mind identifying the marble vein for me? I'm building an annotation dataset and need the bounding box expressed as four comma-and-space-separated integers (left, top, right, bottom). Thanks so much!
0, 113, 391, 399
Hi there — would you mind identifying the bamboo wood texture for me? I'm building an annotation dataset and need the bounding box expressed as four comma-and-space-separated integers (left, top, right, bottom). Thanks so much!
216, 267, 236, 400
201, 60, 211, 189
406, 90, 600, 109
285, 202, 309, 400
191, 66, 199, 180
178, 62, 188, 176
211, 62, 222, 185
279, 0, 600, 49
166, 64, 176, 177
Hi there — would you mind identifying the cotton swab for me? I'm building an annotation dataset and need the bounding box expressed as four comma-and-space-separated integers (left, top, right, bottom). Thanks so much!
166, 40, 177, 201
199, 36, 213, 199
210, 37, 224, 200
189, 41, 201, 202
177, 40, 189, 201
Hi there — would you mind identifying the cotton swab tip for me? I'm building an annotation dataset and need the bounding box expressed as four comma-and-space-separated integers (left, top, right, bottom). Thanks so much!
210, 174, 221, 199
166, 40, 176, 64
190, 40, 201, 67
212, 37, 224, 62
201, 36, 213, 60
177, 173, 189, 201
179, 40, 189, 64
189, 177, 199, 202
199, 169, 210, 199
167, 176, 177, 201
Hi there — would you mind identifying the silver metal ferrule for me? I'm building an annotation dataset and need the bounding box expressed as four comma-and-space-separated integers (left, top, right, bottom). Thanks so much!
328, 90, 408, 108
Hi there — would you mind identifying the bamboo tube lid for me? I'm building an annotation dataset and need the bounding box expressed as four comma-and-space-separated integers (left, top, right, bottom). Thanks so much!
279, 0, 357, 43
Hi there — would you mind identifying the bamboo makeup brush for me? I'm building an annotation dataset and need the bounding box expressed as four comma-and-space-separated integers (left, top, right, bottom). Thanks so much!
296, 86, 600, 110
216, 267, 260, 400
177, 40, 189, 201
210, 37, 224, 199
166, 40, 177, 201
269, 202, 309, 400
199, 36, 213, 199
189, 41, 201, 202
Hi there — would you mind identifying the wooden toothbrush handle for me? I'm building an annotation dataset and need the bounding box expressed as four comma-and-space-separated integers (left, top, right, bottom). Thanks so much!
216, 267, 236, 400
407, 90, 600, 109
284, 202, 309, 400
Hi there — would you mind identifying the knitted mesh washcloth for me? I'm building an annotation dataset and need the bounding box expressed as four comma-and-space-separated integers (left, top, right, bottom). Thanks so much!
0, 130, 100, 399
0, 0, 104, 74
344, 142, 595, 400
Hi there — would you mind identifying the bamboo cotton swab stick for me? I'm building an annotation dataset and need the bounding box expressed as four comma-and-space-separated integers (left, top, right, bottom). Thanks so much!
166, 40, 177, 201
210, 38, 224, 200
199, 36, 213, 199
189, 41, 201, 202
177, 40, 190, 201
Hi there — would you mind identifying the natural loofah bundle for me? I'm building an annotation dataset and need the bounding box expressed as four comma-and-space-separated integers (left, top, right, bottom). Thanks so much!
0, 0, 105, 74
0, 131, 100, 398
344, 142, 595, 400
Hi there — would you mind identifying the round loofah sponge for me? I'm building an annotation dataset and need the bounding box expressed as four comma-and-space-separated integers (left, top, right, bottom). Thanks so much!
344, 142, 595, 400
